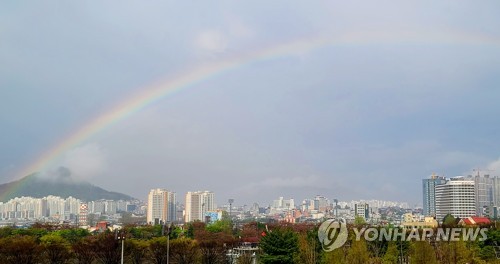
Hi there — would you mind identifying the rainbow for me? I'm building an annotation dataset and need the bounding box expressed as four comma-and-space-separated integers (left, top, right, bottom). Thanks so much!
2, 30, 499, 201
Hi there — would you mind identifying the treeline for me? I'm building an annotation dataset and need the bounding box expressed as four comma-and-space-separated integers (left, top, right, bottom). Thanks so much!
0, 220, 259, 264
259, 223, 500, 264
0, 221, 500, 263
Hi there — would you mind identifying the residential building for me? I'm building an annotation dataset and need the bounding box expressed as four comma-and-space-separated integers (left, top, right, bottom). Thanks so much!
493, 177, 500, 207
79, 203, 88, 226
458, 216, 491, 226
185, 191, 215, 223
147, 189, 176, 224
473, 174, 494, 216
271, 197, 295, 211
185, 191, 216, 222
401, 215, 438, 229
435, 177, 476, 220
422, 173, 446, 216
354, 203, 369, 220
0, 195, 81, 221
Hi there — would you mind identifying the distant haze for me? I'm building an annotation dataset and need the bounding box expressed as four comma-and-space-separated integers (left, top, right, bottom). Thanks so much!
1, 1, 500, 206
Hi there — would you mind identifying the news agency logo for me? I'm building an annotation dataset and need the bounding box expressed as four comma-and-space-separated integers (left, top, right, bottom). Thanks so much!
318, 218, 489, 252
317, 218, 348, 251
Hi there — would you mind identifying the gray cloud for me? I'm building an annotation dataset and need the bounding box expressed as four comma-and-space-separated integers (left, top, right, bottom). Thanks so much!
1, 1, 500, 206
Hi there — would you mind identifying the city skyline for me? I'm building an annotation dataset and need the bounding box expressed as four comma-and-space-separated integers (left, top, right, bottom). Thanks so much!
1, 2, 500, 206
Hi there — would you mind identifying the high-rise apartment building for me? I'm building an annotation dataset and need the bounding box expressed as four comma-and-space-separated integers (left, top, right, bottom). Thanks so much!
354, 203, 370, 220
79, 203, 88, 226
185, 191, 215, 223
147, 189, 176, 224
435, 177, 476, 220
422, 173, 446, 216
473, 174, 494, 216
272, 197, 295, 210
493, 177, 500, 207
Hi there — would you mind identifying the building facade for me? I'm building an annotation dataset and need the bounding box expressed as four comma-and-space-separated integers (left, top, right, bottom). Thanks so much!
422, 174, 446, 216
147, 189, 176, 224
435, 177, 476, 220
354, 203, 369, 220
473, 174, 494, 216
185, 191, 215, 223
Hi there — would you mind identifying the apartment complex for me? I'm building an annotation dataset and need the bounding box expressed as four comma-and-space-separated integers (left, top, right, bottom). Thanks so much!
0, 195, 81, 220
146, 189, 176, 224
185, 191, 215, 222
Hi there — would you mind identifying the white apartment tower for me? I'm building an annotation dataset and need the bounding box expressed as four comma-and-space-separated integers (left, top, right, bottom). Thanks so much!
147, 189, 176, 224
435, 177, 476, 220
185, 191, 215, 223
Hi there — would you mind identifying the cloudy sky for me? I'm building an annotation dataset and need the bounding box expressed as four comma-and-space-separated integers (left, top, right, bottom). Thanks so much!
1, 1, 500, 206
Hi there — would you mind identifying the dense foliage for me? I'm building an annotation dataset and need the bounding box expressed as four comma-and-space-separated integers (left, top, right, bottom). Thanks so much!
0, 221, 499, 263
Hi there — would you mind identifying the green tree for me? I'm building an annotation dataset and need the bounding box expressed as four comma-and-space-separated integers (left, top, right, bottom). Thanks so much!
186, 223, 195, 239
296, 230, 322, 264
366, 230, 388, 259
126, 238, 149, 264
206, 219, 232, 234
11, 227, 48, 239
54, 228, 90, 243
382, 242, 399, 264
0, 235, 41, 264
72, 236, 96, 264
436, 240, 473, 264
410, 241, 437, 264
0, 226, 14, 238
354, 216, 366, 226
395, 238, 411, 263
199, 239, 227, 264
346, 238, 370, 264
322, 247, 347, 264
40, 233, 72, 264
194, 228, 235, 264
169, 237, 201, 264
479, 245, 496, 261
149, 236, 169, 264
92, 232, 122, 264
259, 228, 299, 264
442, 214, 458, 227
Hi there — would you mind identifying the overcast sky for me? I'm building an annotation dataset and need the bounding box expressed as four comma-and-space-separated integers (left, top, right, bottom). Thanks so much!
1, 1, 500, 207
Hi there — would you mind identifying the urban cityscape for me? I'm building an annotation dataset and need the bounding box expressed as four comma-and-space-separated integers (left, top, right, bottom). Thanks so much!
2, 1, 500, 263
1, 170, 500, 262
2, 170, 499, 228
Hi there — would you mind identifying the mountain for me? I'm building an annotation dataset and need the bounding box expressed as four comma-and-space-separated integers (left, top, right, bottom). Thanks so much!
0, 167, 134, 202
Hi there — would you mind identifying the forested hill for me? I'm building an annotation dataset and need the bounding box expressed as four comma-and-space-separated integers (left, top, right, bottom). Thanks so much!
0, 167, 133, 202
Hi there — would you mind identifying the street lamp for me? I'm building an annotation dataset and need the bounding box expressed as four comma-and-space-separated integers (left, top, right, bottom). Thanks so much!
115, 229, 125, 264
162, 222, 172, 264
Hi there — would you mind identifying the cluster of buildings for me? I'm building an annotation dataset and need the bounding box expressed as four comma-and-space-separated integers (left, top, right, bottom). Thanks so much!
0, 195, 141, 225
1, 188, 414, 227
0, 195, 81, 221
144, 188, 411, 226
423, 172, 500, 221
246, 195, 408, 224
146, 189, 216, 225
